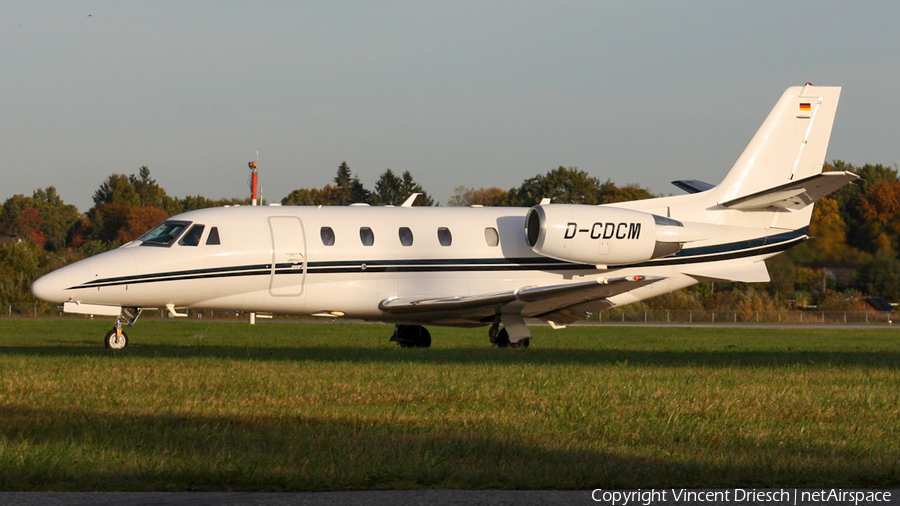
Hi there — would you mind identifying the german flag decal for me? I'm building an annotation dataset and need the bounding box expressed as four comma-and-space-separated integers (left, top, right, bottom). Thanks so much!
799, 103, 811, 111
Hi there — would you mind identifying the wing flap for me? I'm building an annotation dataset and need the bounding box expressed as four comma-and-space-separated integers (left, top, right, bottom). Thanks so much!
720, 171, 858, 210
379, 275, 665, 323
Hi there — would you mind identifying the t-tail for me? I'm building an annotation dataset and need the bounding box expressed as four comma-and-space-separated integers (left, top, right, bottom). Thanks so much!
709, 84, 856, 231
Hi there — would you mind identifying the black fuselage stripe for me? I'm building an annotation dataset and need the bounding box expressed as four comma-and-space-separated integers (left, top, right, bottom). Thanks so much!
66, 233, 803, 290
81, 263, 272, 286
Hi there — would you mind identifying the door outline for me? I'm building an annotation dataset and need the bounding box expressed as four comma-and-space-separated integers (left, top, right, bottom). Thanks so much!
268, 216, 307, 297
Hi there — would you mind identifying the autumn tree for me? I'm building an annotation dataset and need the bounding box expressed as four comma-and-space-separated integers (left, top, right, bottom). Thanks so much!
82, 204, 132, 244
504, 167, 602, 206
116, 206, 170, 243
31, 187, 81, 251
859, 179, 900, 256
596, 181, 656, 203
806, 197, 857, 262
93, 174, 140, 207
282, 188, 321, 206
826, 161, 898, 253
0, 188, 80, 251
857, 256, 900, 301
129, 166, 182, 214
448, 186, 508, 206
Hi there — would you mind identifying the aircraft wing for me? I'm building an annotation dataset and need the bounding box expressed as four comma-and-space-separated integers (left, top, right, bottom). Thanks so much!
378, 275, 665, 325
720, 171, 858, 210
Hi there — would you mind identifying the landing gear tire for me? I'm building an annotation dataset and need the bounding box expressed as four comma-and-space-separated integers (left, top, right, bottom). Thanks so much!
511, 338, 530, 348
490, 328, 530, 348
104, 328, 129, 350
390, 324, 432, 348
492, 327, 510, 348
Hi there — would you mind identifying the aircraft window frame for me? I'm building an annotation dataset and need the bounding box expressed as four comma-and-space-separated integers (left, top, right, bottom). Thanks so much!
138, 220, 191, 247
437, 227, 452, 247
484, 227, 500, 247
360, 227, 375, 246
206, 226, 221, 245
321, 227, 335, 246
178, 224, 205, 247
399, 227, 414, 247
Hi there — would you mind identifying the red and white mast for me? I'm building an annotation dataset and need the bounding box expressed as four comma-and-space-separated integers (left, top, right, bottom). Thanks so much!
249, 160, 259, 206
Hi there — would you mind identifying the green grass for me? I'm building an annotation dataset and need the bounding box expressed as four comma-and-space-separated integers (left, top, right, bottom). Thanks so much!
1, 318, 899, 490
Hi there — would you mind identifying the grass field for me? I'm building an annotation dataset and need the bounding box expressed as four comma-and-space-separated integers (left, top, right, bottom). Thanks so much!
1, 318, 899, 491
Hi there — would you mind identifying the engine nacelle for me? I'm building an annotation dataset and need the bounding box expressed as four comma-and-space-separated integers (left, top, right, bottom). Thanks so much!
525, 204, 704, 267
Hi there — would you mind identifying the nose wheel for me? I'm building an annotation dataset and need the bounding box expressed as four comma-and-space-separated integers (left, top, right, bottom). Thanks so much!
103, 308, 141, 349
104, 326, 129, 349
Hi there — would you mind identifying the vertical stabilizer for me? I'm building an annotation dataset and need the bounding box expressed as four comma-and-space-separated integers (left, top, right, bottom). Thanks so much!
714, 85, 841, 204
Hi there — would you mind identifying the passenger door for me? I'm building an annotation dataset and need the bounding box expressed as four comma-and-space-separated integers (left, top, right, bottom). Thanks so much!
268, 216, 306, 296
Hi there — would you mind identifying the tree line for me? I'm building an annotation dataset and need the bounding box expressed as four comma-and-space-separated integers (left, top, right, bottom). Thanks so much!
1, 161, 897, 313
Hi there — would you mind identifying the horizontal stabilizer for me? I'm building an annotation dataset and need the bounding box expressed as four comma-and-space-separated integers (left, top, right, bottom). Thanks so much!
672, 179, 715, 194
682, 261, 771, 283
720, 171, 858, 210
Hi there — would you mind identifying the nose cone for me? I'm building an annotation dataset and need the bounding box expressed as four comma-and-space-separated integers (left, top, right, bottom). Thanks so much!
31, 269, 68, 303
31, 261, 90, 303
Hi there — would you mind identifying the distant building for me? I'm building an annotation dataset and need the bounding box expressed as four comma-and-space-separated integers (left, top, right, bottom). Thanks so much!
864, 297, 894, 313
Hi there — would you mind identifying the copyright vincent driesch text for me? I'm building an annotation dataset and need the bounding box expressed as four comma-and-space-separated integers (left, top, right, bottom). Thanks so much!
591, 489, 892, 505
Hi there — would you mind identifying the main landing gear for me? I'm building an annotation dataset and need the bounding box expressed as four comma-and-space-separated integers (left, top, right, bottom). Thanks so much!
104, 308, 143, 350
488, 316, 530, 348
390, 324, 432, 348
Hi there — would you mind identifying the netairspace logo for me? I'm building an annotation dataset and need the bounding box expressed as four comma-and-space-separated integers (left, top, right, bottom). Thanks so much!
591, 489, 893, 505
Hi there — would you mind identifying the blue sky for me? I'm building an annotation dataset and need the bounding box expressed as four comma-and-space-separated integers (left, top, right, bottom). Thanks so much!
3, 1, 899, 211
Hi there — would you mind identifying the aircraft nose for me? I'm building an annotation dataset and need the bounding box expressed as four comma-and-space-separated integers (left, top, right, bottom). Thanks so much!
31, 262, 89, 303
31, 270, 67, 303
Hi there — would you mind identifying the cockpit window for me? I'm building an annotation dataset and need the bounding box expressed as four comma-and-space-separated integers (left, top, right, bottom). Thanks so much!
138, 221, 190, 247
179, 224, 205, 246
206, 227, 221, 245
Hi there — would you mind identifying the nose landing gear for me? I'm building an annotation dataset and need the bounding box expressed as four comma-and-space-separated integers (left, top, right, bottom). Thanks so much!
104, 324, 128, 349
103, 307, 142, 349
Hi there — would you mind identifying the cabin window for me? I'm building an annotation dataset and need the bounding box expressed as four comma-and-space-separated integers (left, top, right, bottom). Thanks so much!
360, 227, 375, 246
399, 227, 413, 246
484, 227, 500, 247
139, 220, 190, 247
206, 227, 221, 245
437, 227, 452, 247
179, 224, 205, 246
321, 227, 335, 246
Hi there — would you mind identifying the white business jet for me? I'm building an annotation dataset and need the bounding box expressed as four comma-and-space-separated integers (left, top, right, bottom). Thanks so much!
32, 85, 856, 349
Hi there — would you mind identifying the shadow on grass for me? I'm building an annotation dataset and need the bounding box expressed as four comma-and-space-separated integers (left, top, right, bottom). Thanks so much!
2, 403, 897, 491
1, 344, 900, 368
